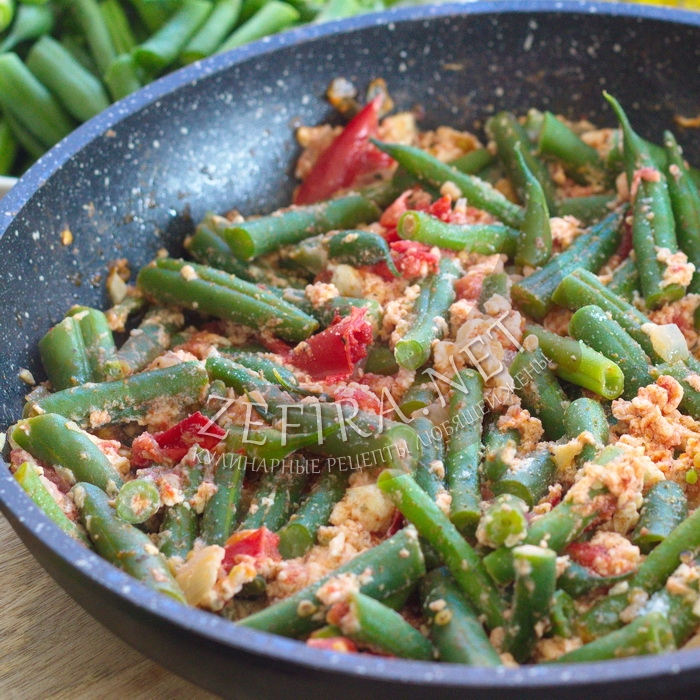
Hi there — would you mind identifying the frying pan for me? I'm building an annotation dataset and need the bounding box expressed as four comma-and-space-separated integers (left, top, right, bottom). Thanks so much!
2, 2, 700, 697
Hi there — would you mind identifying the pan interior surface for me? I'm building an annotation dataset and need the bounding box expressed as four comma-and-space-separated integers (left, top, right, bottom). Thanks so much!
2, 3, 700, 698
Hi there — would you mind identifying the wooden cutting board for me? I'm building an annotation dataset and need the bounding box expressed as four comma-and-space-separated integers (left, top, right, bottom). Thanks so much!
0, 513, 219, 699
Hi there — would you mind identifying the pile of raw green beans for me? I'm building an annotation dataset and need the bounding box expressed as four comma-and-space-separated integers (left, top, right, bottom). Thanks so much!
9, 87, 700, 666
0, 0, 426, 178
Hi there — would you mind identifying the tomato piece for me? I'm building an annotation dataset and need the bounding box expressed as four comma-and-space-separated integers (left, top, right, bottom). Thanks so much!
294, 96, 388, 205
306, 637, 358, 653
390, 240, 440, 277
222, 527, 281, 572
566, 541, 609, 571
290, 307, 373, 381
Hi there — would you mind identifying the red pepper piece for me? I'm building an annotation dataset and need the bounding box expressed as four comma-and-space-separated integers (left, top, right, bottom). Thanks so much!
290, 306, 373, 381
306, 637, 358, 653
222, 527, 281, 572
294, 96, 388, 205
152, 411, 226, 462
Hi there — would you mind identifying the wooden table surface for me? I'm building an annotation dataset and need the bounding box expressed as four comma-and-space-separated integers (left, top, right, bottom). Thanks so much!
0, 513, 219, 700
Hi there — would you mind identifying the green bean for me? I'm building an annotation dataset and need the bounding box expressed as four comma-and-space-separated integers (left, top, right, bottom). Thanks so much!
60, 34, 100, 77
0, 52, 74, 148
487, 111, 557, 211
278, 466, 350, 559
3, 109, 44, 159
115, 479, 161, 523
651, 363, 700, 420
511, 210, 622, 319
312, 0, 360, 22
562, 397, 609, 468
510, 345, 568, 440
536, 111, 607, 185
218, 194, 380, 261
608, 257, 640, 302
220, 349, 298, 386
420, 567, 502, 666
557, 194, 616, 226
480, 419, 520, 483
410, 416, 446, 504
239, 526, 425, 637
398, 377, 436, 417
133, 0, 212, 73
394, 257, 459, 370
66, 306, 122, 382
100, 0, 137, 55
14, 461, 91, 546
72, 0, 116, 75
181, 0, 241, 63
505, 544, 556, 662
11, 413, 124, 493
74, 482, 185, 603
159, 461, 202, 559
104, 293, 145, 333
397, 211, 519, 256
550, 589, 576, 638
476, 493, 528, 549
450, 147, 495, 176
378, 469, 506, 629
216, 0, 299, 53
363, 344, 399, 376
104, 53, 141, 101
444, 369, 483, 533
605, 128, 667, 174
38, 316, 91, 390
556, 612, 675, 663
557, 561, 630, 599
372, 139, 525, 228
126, 0, 175, 32
664, 130, 700, 294
200, 452, 245, 545
25, 361, 209, 428
478, 272, 509, 313
525, 325, 624, 400
568, 305, 653, 400
327, 229, 398, 275
0, 3, 53, 53
137, 258, 318, 342
115, 308, 183, 375
0, 117, 17, 175
491, 444, 556, 508
332, 591, 433, 660
632, 480, 688, 554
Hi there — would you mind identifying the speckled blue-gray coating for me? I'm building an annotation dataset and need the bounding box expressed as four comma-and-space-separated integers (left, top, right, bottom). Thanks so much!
2, 3, 700, 698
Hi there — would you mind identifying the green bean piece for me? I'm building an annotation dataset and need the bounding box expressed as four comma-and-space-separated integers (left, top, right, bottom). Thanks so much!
606, 93, 683, 309
363, 344, 400, 376
550, 589, 576, 639
116, 308, 183, 375
38, 316, 91, 390
278, 467, 350, 559
378, 469, 506, 629
510, 345, 568, 440
568, 305, 653, 400
505, 545, 556, 662
159, 462, 203, 559
397, 211, 519, 256
0, 52, 74, 148
511, 210, 622, 319
104, 53, 141, 101
557, 194, 616, 226
180, 0, 241, 63
200, 452, 245, 545
60, 34, 100, 77
477, 493, 528, 549
557, 612, 675, 663
420, 567, 502, 666
0, 3, 53, 53
133, 0, 212, 73
100, 0, 137, 55
491, 444, 556, 508
327, 229, 399, 275
562, 397, 609, 468
398, 377, 436, 417
487, 111, 558, 211
480, 420, 520, 483
126, 0, 176, 32
537, 111, 607, 185
632, 480, 688, 554
0, 117, 18, 175
410, 416, 446, 503
239, 526, 425, 637
217, 1, 299, 53
444, 369, 483, 534
372, 139, 525, 228
394, 257, 459, 370
72, 0, 116, 75
74, 482, 186, 603
557, 561, 630, 599
67, 306, 122, 382
664, 130, 700, 294
115, 479, 161, 524
650, 363, 700, 420
26, 361, 209, 429
478, 272, 509, 313
332, 590, 433, 660
137, 258, 318, 342
576, 502, 700, 641
219, 194, 380, 262
608, 257, 640, 302
105, 294, 145, 333
450, 147, 495, 175
220, 349, 298, 387
605, 128, 667, 174
513, 143, 552, 267
4, 110, 44, 159
239, 464, 308, 532
11, 413, 124, 493
525, 325, 624, 400
14, 461, 91, 546
313, 0, 360, 22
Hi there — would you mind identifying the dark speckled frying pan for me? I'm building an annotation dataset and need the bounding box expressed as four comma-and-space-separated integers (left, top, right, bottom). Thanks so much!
2, 2, 700, 697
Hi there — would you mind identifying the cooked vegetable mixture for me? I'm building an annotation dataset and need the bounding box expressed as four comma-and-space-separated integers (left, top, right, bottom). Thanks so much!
10, 82, 700, 665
